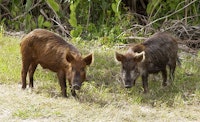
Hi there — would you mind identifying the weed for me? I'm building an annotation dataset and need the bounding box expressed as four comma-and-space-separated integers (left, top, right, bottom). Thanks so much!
0, 25, 4, 38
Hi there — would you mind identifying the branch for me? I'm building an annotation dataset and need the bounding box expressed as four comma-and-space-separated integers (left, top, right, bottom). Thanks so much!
178, 44, 198, 55
146, 0, 198, 27
40, 9, 49, 20
50, 18, 71, 37
12, 0, 42, 21
125, 36, 147, 40
0, 4, 11, 16
40, 9, 71, 37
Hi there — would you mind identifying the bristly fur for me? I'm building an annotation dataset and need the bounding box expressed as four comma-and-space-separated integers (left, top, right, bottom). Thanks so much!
20, 29, 93, 97
115, 32, 179, 93
130, 44, 145, 53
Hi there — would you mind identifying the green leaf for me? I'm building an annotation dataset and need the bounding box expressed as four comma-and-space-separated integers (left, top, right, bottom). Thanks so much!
25, 0, 32, 11
112, 2, 120, 19
14, 22, 19, 30
69, 12, 77, 27
26, 14, 32, 23
111, 3, 117, 13
38, 15, 44, 28
70, 25, 82, 37
70, 4, 76, 11
70, 30, 77, 37
46, 0, 60, 12
25, 14, 32, 31
13, 0, 20, 5
146, 0, 161, 15
31, 21, 36, 29
43, 21, 52, 28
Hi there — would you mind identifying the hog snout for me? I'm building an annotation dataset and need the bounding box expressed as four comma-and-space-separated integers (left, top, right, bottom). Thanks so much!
124, 80, 133, 88
124, 79, 135, 88
72, 84, 81, 90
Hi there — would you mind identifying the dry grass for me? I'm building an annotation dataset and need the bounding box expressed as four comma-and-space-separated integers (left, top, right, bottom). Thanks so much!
0, 84, 200, 122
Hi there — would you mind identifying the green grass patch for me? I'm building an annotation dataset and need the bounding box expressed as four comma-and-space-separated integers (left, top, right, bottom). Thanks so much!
13, 104, 63, 119
0, 36, 21, 83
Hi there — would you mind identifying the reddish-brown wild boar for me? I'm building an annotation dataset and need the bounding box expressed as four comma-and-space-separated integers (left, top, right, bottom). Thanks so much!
20, 29, 93, 97
115, 32, 179, 93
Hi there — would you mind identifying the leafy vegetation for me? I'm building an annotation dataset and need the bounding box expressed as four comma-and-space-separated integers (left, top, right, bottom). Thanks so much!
1, 0, 199, 43
147, 0, 200, 27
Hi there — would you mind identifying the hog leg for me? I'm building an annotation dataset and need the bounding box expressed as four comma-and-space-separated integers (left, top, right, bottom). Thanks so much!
161, 68, 167, 86
57, 70, 67, 97
28, 63, 38, 88
133, 80, 136, 86
142, 73, 148, 93
21, 61, 31, 89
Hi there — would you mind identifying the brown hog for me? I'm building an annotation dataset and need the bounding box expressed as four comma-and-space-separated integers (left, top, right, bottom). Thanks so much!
115, 32, 178, 93
20, 29, 93, 97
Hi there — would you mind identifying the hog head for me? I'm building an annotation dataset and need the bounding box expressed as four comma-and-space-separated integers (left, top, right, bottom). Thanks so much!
115, 51, 145, 88
66, 52, 93, 96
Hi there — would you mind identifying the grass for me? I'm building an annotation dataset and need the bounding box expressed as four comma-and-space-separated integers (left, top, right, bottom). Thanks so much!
0, 35, 200, 121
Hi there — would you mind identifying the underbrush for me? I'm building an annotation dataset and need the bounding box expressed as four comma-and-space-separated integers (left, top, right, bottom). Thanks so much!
0, 35, 200, 109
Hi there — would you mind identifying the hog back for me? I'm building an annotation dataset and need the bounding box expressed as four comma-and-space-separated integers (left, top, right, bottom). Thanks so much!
136, 33, 178, 73
20, 29, 80, 72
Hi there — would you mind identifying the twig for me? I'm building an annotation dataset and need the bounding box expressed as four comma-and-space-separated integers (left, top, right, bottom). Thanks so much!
181, 15, 200, 21
125, 36, 147, 40
86, 1, 91, 29
12, 0, 42, 21
146, 0, 198, 27
40, 9, 49, 20
50, 18, 71, 37
178, 44, 198, 55
46, 1, 70, 37
164, 20, 183, 31
184, 0, 188, 25
40, 9, 71, 37
180, 25, 190, 38
114, 43, 132, 49
116, 24, 145, 39
0, 4, 11, 16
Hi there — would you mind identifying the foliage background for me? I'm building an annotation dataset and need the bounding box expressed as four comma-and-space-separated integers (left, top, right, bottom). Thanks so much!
0, 0, 199, 43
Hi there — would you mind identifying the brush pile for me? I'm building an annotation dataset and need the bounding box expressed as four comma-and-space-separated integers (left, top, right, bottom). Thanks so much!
164, 20, 200, 49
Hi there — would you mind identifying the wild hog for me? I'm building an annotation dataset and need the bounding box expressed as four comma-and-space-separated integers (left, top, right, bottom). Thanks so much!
20, 29, 93, 97
115, 32, 178, 93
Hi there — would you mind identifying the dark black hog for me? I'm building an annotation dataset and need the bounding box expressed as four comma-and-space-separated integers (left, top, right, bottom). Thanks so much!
115, 32, 179, 93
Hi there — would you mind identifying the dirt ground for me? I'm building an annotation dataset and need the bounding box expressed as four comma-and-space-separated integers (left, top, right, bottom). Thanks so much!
0, 84, 200, 122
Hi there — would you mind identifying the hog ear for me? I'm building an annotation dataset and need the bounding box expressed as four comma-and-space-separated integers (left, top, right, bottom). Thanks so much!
66, 52, 75, 63
134, 51, 145, 62
83, 53, 93, 66
115, 52, 124, 62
